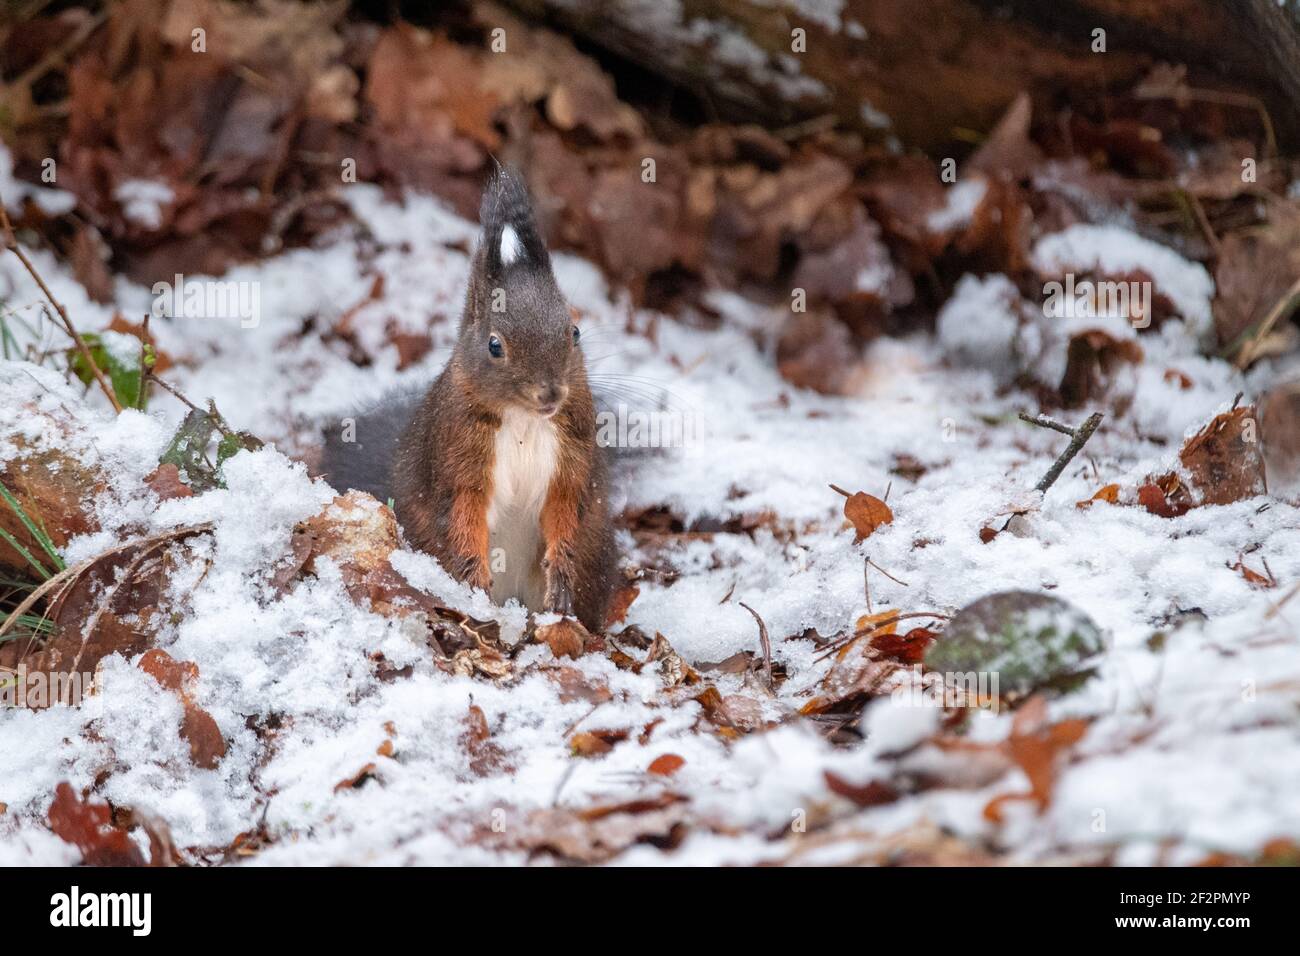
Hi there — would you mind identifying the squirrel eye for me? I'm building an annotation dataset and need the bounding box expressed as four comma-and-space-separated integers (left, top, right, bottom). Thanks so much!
488, 334, 504, 359
571, 325, 581, 345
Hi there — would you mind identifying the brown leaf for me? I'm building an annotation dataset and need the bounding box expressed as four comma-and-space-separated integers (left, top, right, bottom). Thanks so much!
1178, 406, 1266, 505
545, 667, 612, 704
842, 492, 894, 543
604, 584, 640, 628
570, 728, 629, 757
333, 762, 378, 792
776, 311, 866, 395
138, 649, 226, 769
824, 771, 899, 808
869, 625, 938, 665
144, 463, 193, 500
1059, 329, 1144, 408
461, 703, 508, 776
1137, 481, 1190, 519
301, 492, 399, 580
47, 782, 146, 867
1229, 557, 1274, 589
535, 617, 589, 660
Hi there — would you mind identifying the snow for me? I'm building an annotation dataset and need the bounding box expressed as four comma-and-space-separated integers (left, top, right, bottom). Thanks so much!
927, 176, 988, 234
114, 179, 175, 231
2, 152, 1299, 865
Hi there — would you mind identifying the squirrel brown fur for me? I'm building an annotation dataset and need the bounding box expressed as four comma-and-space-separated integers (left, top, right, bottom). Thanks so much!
322, 168, 617, 631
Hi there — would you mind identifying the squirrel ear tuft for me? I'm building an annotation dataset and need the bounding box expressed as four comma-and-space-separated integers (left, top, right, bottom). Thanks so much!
480, 166, 550, 279
499, 225, 522, 266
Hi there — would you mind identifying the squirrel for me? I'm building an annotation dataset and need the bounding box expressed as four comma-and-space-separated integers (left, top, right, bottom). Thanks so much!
320, 168, 617, 632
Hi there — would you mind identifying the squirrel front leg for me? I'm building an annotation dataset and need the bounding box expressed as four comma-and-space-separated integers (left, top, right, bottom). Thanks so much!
447, 487, 492, 592
540, 480, 581, 617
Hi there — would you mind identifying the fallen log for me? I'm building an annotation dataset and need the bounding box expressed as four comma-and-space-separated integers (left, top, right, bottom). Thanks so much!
505, 0, 1300, 150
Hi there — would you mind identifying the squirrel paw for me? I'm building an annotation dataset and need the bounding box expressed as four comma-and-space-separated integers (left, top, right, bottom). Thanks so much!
544, 577, 575, 617
456, 557, 492, 593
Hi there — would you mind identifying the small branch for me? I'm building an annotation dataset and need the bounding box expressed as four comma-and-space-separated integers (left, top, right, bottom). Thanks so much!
0, 199, 123, 412
737, 601, 774, 693
866, 557, 909, 588
1030, 412, 1104, 494
146, 371, 237, 438
1018, 411, 1076, 436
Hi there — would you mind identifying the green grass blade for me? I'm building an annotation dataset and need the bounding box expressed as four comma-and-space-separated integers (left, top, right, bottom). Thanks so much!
0, 526, 51, 580
0, 480, 64, 572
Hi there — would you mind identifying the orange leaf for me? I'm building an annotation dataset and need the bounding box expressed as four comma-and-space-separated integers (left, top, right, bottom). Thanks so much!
982, 696, 1089, 822
1230, 558, 1274, 588
647, 754, 685, 776
1076, 483, 1119, 509
843, 492, 893, 542
854, 608, 899, 636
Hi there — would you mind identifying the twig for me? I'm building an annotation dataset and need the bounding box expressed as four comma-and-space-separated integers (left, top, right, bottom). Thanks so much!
146, 371, 237, 438
0, 200, 122, 412
737, 601, 774, 693
1021, 411, 1104, 493
1017, 411, 1075, 436
136, 313, 151, 410
866, 557, 909, 588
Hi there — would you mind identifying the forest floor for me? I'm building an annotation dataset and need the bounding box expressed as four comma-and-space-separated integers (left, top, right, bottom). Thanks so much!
3, 142, 1300, 865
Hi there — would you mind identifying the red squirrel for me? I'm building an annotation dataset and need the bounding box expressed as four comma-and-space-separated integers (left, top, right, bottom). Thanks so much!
321, 169, 617, 631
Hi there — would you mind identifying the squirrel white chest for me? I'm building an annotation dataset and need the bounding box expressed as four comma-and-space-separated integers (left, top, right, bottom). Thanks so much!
486, 407, 559, 609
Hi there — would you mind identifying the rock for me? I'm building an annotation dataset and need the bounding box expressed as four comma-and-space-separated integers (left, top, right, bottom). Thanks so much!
925, 590, 1104, 699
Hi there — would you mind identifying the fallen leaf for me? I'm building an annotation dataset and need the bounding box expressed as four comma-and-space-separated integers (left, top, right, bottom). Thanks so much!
1229, 557, 1274, 589
982, 696, 1089, 821
535, 617, 589, 660
842, 491, 893, 543
138, 649, 226, 769
1076, 483, 1120, 509
647, 754, 685, 776
47, 782, 146, 866
461, 703, 508, 776
1178, 405, 1266, 506
144, 463, 193, 500
824, 771, 899, 808
604, 584, 640, 628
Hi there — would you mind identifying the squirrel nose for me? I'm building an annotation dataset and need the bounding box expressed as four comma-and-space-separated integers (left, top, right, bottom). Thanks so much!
532, 383, 568, 411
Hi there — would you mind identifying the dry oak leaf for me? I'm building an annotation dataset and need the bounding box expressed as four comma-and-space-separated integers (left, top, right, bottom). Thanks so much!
838, 488, 894, 543
570, 728, 630, 757
300, 492, 399, 578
